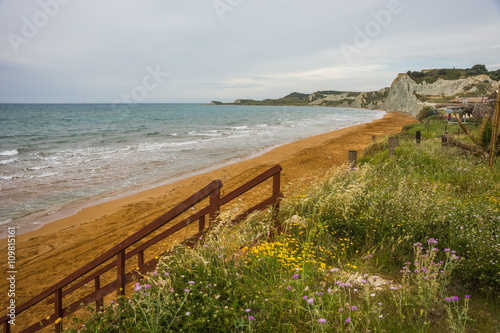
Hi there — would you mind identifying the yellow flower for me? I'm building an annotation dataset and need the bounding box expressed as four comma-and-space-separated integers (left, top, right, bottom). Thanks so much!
55, 317, 62, 324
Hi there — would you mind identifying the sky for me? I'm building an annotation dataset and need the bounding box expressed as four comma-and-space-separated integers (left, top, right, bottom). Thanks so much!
0, 0, 499, 103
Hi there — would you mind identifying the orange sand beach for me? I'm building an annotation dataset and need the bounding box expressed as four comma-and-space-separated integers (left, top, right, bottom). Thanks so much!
0, 111, 416, 330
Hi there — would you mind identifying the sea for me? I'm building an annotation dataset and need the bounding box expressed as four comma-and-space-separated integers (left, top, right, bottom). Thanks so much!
0, 103, 385, 237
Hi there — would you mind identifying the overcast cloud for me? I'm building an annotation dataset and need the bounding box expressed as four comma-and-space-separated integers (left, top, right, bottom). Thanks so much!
0, 0, 499, 103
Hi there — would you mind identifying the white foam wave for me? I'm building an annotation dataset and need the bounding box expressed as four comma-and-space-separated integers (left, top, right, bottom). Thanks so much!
0, 158, 17, 165
0, 149, 18, 156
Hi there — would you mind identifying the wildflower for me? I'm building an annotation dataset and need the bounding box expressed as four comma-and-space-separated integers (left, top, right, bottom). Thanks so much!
330, 268, 339, 272
188, 281, 195, 284
451, 296, 459, 301
245, 308, 251, 313
144, 284, 151, 290
379, 314, 383, 318
287, 286, 292, 290
377, 302, 382, 306
304, 286, 309, 291
345, 317, 351, 323
249, 316, 254, 321
185, 311, 191, 316
293, 273, 300, 280
327, 288, 332, 294
361, 279, 367, 284
351, 306, 357, 310
445, 297, 452, 302
318, 318, 326, 323
444, 248, 450, 252
465, 295, 471, 298
55, 317, 62, 324
184, 288, 190, 293
303, 296, 308, 300
307, 298, 314, 305
390, 286, 397, 290
134, 283, 142, 292
370, 293, 376, 297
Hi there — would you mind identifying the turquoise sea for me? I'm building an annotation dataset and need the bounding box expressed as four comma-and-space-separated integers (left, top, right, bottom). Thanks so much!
0, 103, 385, 236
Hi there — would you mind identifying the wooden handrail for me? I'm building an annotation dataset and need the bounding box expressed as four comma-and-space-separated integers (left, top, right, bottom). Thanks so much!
1, 165, 282, 333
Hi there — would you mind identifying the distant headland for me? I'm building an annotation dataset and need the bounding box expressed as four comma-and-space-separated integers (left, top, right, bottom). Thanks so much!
211, 64, 500, 117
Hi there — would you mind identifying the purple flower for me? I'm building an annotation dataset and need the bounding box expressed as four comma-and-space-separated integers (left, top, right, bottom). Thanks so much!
185, 311, 190, 316
428, 238, 438, 244
445, 297, 451, 302
184, 288, 190, 293
307, 298, 314, 305
361, 279, 367, 284
345, 317, 351, 323
249, 315, 254, 321
465, 295, 471, 298
134, 283, 142, 292
351, 306, 357, 310
318, 318, 326, 323
303, 296, 308, 300
245, 308, 251, 313
287, 286, 292, 290
451, 296, 459, 301
144, 284, 151, 290
188, 281, 195, 284
444, 248, 450, 252
330, 268, 339, 272
293, 274, 300, 280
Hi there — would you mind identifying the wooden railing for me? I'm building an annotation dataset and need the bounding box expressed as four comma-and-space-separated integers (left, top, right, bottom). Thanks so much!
1, 165, 282, 333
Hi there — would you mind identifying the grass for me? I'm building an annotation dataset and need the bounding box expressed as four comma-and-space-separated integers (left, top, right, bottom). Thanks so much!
65, 120, 499, 332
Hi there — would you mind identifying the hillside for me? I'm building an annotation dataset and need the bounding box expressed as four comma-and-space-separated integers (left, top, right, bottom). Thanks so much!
212, 65, 500, 116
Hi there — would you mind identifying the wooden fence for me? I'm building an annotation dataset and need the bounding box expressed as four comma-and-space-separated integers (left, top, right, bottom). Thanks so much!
1, 165, 282, 333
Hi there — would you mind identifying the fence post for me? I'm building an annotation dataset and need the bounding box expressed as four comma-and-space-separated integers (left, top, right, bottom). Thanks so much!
95, 276, 103, 312
54, 288, 63, 333
348, 150, 357, 168
388, 137, 399, 156
3, 321, 10, 333
117, 250, 126, 297
416, 131, 421, 144
199, 216, 205, 233
209, 186, 221, 223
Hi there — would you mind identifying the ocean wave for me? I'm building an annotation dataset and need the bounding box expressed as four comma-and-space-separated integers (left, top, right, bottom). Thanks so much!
0, 158, 17, 165
0, 149, 18, 156
0, 219, 13, 226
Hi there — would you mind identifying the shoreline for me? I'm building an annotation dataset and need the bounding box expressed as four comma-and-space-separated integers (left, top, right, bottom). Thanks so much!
0, 112, 416, 328
1, 109, 385, 240
1, 112, 415, 247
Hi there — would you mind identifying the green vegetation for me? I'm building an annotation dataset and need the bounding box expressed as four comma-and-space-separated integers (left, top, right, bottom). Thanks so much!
67, 121, 499, 332
407, 64, 500, 84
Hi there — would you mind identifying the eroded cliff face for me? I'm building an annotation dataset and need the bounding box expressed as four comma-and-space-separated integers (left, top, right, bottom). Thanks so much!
381, 73, 499, 115
381, 74, 423, 115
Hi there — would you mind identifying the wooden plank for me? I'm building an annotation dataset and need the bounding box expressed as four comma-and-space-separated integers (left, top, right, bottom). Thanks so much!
220, 165, 281, 205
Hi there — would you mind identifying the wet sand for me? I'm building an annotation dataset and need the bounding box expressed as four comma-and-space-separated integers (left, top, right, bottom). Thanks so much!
0, 111, 416, 331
